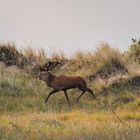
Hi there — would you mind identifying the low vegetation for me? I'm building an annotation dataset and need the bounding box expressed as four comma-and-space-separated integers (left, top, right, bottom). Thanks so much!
0, 40, 140, 139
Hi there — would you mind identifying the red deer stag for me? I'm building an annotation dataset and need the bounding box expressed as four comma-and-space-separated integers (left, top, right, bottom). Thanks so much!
37, 61, 96, 105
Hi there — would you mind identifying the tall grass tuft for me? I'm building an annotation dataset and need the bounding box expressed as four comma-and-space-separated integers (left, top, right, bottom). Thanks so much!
51, 49, 67, 62
89, 43, 127, 79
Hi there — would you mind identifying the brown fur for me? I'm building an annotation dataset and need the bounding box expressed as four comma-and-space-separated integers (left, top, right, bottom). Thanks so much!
37, 71, 96, 105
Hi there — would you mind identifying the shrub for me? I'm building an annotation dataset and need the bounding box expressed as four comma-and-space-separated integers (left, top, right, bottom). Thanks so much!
89, 43, 127, 80
126, 38, 140, 63
0, 42, 20, 66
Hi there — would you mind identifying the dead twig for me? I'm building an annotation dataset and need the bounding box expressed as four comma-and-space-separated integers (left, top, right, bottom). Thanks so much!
111, 109, 135, 132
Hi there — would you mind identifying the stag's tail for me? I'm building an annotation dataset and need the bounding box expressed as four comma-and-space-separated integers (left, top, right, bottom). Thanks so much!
86, 88, 96, 99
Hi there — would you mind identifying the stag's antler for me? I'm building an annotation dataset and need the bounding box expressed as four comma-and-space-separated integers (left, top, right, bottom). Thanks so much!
40, 60, 60, 71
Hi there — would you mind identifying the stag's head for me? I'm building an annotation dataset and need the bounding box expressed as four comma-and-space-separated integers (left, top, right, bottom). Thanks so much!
37, 60, 60, 81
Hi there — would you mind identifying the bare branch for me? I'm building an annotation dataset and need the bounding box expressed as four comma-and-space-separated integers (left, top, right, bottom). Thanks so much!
110, 108, 135, 133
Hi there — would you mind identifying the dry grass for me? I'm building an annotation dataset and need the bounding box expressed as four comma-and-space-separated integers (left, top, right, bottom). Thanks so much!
0, 41, 140, 139
22, 47, 47, 65
0, 111, 140, 140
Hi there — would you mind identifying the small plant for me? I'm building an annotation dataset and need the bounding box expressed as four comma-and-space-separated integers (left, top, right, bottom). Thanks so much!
126, 38, 140, 63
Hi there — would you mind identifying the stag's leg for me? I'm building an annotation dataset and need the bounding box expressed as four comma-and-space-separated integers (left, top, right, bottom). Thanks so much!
86, 88, 96, 99
63, 90, 70, 105
45, 89, 59, 104
76, 91, 85, 103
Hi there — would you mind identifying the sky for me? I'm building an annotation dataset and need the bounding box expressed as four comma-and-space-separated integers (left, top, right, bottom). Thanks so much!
0, 0, 140, 55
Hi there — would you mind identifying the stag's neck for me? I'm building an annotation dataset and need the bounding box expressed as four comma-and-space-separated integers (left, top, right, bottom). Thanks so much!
46, 72, 56, 87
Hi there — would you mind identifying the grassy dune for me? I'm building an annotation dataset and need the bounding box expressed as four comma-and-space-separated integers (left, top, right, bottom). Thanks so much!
0, 41, 140, 139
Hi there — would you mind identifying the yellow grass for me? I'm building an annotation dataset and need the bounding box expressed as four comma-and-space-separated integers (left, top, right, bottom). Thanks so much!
1, 110, 140, 126
0, 110, 140, 139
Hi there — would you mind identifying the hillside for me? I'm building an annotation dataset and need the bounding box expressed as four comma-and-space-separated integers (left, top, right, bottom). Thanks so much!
0, 41, 140, 140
